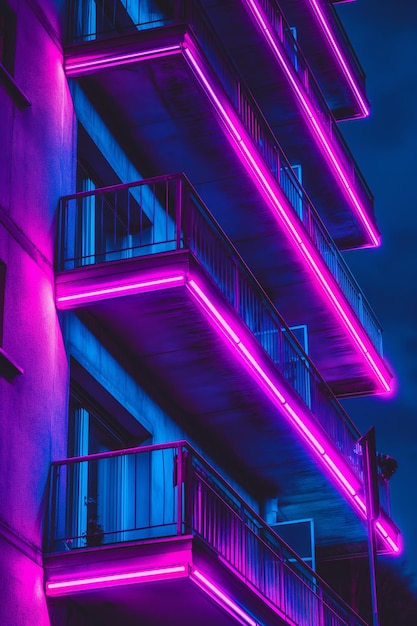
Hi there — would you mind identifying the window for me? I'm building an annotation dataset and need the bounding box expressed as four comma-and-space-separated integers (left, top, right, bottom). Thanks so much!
0, 0, 17, 76
69, 385, 140, 547
67, 361, 151, 547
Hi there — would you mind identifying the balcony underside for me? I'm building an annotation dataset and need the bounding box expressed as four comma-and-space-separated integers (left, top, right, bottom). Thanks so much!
199, 0, 375, 249
56, 252, 369, 548
277, 0, 368, 120
44, 537, 306, 626
66, 29, 387, 396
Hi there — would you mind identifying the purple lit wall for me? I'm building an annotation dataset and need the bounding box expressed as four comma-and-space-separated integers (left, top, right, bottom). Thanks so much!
0, 1, 74, 624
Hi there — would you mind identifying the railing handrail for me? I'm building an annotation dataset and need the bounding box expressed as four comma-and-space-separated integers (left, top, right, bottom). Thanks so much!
51, 438, 189, 466
60, 172, 183, 202
49, 441, 369, 625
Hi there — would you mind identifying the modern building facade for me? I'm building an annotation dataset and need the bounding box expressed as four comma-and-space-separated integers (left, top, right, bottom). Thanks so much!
0, 0, 401, 624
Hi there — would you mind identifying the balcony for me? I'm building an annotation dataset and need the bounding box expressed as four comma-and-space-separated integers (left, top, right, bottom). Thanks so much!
57, 175, 388, 397
66, 0, 376, 249
64, 8, 390, 394
277, 0, 369, 120
45, 442, 370, 626
55, 174, 399, 551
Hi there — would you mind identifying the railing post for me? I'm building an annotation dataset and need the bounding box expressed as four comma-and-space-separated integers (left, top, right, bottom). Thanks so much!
318, 585, 325, 626
234, 259, 239, 312
176, 177, 183, 250
176, 444, 183, 536
48, 464, 58, 553
57, 199, 64, 271
240, 504, 246, 579
358, 292, 364, 324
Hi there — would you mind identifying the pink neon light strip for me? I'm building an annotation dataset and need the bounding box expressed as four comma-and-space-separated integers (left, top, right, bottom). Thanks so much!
191, 569, 258, 626
186, 277, 400, 553
65, 44, 182, 75
308, 0, 369, 117
56, 275, 186, 308
46, 565, 187, 596
245, 0, 378, 246
183, 45, 390, 393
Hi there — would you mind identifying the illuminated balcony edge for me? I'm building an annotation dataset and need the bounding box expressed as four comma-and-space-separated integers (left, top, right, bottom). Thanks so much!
55, 264, 399, 553
306, 0, 369, 117
45, 564, 188, 596
46, 563, 260, 626
185, 277, 399, 553
179, 41, 389, 392
243, 0, 376, 244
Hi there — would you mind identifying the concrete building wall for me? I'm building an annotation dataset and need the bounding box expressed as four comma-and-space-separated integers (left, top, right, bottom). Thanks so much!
0, 1, 74, 624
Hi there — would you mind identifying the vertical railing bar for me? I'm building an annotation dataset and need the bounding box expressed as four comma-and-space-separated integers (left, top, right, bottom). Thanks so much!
49, 464, 58, 552
113, 191, 117, 248
139, 183, 143, 247
127, 186, 131, 250
176, 443, 183, 536
176, 177, 182, 250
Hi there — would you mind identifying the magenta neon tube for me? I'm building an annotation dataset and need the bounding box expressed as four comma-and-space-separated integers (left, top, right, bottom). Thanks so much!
186, 277, 400, 553
244, 0, 377, 245
65, 44, 182, 76
56, 274, 186, 309
183, 42, 390, 392
46, 564, 187, 596
191, 569, 258, 626
307, 0, 370, 117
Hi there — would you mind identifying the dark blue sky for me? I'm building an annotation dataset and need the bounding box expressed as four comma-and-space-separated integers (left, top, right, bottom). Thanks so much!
336, 0, 417, 585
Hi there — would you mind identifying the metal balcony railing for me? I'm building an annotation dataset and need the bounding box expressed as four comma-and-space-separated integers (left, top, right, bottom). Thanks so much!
65, 0, 382, 354
66, 0, 374, 238
58, 173, 382, 485
47, 441, 369, 626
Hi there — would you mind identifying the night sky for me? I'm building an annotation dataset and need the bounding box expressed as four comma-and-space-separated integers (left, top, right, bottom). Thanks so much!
336, 0, 417, 586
